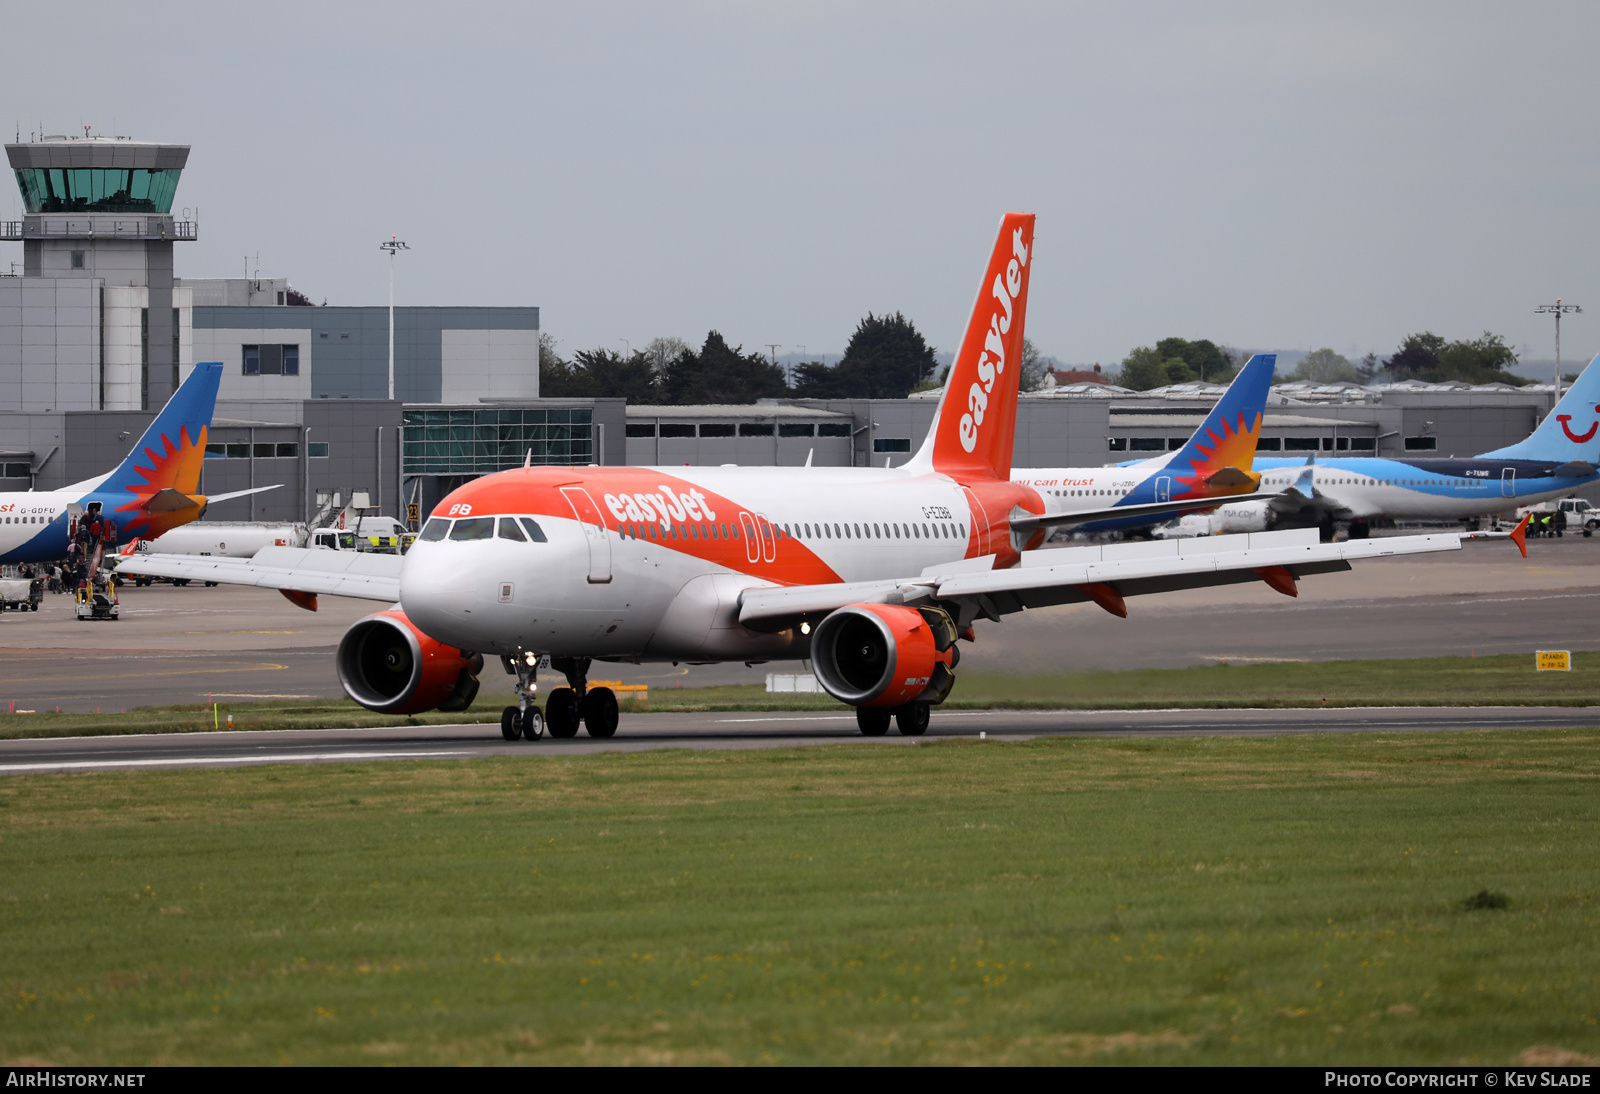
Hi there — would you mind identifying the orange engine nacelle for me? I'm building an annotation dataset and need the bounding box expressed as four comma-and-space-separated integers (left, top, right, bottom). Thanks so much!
335, 609, 484, 715
810, 603, 959, 709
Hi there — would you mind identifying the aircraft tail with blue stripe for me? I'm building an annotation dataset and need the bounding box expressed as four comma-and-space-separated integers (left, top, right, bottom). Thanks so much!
1479, 355, 1600, 463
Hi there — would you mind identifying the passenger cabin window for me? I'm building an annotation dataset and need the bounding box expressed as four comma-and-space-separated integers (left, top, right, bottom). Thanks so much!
449, 517, 495, 541
419, 518, 450, 542
518, 517, 548, 543
498, 517, 526, 542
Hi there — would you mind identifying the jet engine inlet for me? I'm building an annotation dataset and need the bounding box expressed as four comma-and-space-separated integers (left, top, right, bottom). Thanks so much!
336, 610, 483, 715
810, 603, 958, 708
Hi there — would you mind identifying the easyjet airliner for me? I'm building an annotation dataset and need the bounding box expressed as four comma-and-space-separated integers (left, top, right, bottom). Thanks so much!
123, 215, 1462, 740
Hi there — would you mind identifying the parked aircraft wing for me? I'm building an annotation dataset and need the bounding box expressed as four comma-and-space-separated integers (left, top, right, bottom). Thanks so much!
1009, 490, 1281, 532
115, 544, 401, 602
737, 528, 1459, 627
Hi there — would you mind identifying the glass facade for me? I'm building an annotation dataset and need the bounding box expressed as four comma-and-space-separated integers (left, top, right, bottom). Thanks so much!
14, 168, 182, 213
402, 407, 594, 475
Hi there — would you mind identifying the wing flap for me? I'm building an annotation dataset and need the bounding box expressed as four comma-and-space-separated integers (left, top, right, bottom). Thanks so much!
116, 544, 402, 603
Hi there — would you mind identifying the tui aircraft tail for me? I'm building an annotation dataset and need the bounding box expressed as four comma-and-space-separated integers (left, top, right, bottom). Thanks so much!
1479, 354, 1600, 462
905, 213, 1036, 481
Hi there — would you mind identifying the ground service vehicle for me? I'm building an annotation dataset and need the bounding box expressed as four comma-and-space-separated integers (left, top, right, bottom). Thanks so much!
122, 214, 1464, 741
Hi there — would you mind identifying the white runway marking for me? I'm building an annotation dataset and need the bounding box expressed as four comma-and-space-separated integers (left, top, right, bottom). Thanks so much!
0, 749, 472, 773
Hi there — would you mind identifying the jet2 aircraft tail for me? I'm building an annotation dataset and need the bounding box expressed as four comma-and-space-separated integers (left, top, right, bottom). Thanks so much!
1154, 352, 1273, 485
906, 212, 1036, 482
1479, 354, 1600, 463
84, 362, 222, 500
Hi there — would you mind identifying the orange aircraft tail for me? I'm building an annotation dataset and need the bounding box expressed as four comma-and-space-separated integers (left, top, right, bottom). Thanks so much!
905, 212, 1036, 482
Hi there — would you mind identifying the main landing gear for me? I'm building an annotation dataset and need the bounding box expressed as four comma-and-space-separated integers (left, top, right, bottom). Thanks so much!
499, 654, 619, 741
856, 703, 930, 737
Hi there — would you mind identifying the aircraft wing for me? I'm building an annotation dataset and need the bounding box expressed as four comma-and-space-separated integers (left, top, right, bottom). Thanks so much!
1010, 490, 1281, 532
737, 527, 1459, 628
115, 544, 401, 602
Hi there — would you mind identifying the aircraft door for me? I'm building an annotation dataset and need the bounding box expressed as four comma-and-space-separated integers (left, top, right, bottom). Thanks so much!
756, 515, 776, 563
961, 486, 991, 553
738, 512, 760, 563
1155, 476, 1172, 503
1501, 468, 1516, 498
560, 486, 613, 584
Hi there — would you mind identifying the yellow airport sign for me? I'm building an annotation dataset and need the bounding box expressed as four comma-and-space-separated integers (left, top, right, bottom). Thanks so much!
406, 503, 420, 523
1536, 650, 1572, 672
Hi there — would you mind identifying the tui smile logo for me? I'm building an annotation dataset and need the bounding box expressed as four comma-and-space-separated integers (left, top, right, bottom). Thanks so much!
1556, 414, 1598, 444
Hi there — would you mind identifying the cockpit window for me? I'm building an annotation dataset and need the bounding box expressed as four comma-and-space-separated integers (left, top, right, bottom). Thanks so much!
518, 517, 548, 543
449, 517, 495, 541
418, 519, 450, 542
497, 517, 526, 542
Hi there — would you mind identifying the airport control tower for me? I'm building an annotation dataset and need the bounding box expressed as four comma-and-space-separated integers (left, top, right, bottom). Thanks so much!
2, 135, 196, 411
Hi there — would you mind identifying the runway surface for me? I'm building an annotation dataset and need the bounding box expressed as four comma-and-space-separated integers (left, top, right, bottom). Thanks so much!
0, 533, 1593, 713
3, 704, 1597, 775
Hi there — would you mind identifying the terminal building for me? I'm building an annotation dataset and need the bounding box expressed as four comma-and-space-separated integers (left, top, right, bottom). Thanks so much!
0, 132, 1580, 527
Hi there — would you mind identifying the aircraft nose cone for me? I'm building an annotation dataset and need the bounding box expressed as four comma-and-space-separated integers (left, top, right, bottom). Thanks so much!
399, 549, 481, 639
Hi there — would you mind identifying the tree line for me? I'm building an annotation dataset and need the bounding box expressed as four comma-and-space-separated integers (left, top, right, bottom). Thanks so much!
1107, 331, 1525, 390
541, 313, 943, 404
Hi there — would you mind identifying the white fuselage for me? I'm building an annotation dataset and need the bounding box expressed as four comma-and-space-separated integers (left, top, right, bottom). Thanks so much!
398, 464, 1011, 663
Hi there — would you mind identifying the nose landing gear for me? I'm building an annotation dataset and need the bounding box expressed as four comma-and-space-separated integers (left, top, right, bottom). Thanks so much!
499, 652, 545, 741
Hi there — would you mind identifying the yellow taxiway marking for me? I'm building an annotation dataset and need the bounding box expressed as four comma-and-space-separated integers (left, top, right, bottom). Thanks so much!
1, 663, 289, 683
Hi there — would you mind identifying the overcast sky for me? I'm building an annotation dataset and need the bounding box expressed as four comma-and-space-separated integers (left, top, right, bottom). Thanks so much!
5, 2, 1598, 368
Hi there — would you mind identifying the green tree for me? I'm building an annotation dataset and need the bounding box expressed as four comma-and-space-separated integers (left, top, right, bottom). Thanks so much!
1291, 348, 1360, 383
1019, 338, 1051, 392
1385, 331, 1523, 384
662, 331, 791, 405
1116, 346, 1168, 390
643, 337, 690, 389
567, 348, 659, 401
1154, 337, 1236, 383
793, 312, 937, 399
1384, 332, 1446, 377
538, 333, 587, 397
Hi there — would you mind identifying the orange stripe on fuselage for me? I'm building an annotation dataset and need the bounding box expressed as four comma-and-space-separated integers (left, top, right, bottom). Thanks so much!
439, 467, 846, 585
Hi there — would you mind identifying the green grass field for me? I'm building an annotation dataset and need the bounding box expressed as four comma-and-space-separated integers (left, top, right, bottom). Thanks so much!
3, 731, 1599, 1065
2, 651, 1598, 741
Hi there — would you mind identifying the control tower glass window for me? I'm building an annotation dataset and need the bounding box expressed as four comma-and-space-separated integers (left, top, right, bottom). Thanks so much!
14, 167, 182, 213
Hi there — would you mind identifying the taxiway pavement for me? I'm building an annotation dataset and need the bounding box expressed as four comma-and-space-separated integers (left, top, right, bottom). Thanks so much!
1, 704, 1596, 775
0, 534, 1593, 713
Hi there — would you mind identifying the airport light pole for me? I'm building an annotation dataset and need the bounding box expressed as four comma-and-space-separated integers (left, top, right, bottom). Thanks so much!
1535, 298, 1581, 403
380, 237, 410, 400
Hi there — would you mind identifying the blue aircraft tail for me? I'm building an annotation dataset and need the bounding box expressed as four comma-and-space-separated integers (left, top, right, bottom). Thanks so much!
1156, 353, 1275, 475
1479, 355, 1600, 462
87, 362, 223, 498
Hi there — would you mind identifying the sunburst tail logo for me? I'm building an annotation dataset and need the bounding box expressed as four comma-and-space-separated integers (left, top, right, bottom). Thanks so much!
1162, 353, 1274, 498
96, 362, 223, 540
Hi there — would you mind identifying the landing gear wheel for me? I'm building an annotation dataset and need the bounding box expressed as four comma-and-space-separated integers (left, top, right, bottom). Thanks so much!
856, 708, 890, 736
500, 706, 522, 741
545, 687, 580, 738
520, 708, 544, 741
895, 703, 930, 737
584, 687, 619, 739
